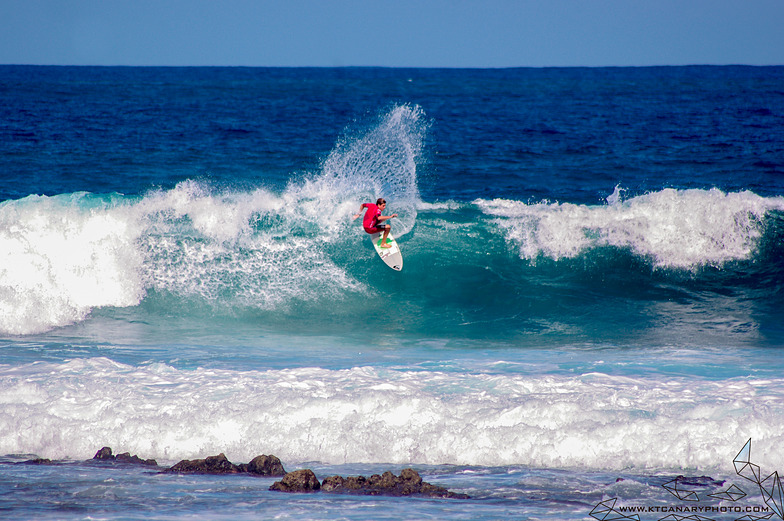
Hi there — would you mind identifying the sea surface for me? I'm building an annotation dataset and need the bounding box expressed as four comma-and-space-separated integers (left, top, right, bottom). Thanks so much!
1, 65, 784, 520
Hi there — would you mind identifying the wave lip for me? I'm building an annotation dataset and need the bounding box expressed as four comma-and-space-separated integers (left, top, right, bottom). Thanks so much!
478, 187, 784, 269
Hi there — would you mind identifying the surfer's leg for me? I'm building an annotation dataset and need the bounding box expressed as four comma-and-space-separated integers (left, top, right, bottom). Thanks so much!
380, 225, 391, 248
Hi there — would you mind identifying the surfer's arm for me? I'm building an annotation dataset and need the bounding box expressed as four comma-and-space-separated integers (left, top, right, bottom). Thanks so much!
376, 213, 398, 222
352, 203, 369, 220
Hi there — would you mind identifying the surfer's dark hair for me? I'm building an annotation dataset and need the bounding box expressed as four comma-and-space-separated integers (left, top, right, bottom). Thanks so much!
377, 198, 386, 205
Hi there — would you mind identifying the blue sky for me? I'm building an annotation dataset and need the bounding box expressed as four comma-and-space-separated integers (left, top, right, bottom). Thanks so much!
1, 0, 782, 67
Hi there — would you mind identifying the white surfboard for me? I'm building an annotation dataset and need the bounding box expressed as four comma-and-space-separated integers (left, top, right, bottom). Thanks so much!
369, 232, 403, 271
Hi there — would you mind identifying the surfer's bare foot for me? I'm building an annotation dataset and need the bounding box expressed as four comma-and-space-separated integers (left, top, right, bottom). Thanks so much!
380, 242, 391, 248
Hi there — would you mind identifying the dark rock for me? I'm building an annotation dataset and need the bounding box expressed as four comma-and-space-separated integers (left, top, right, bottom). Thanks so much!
270, 469, 321, 493
19, 458, 53, 465
165, 453, 287, 476
92, 446, 157, 466
93, 447, 114, 460
321, 475, 347, 491
320, 468, 468, 499
166, 453, 241, 474
239, 454, 287, 476
115, 452, 158, 466
674, 475, 725, 487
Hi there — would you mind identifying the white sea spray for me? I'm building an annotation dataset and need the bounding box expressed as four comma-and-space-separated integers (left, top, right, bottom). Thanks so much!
477, 188, 784, 268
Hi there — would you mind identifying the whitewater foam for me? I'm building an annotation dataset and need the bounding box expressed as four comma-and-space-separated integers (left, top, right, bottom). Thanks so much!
0, 186, 364, 335
478, 188, 784, 269
0, 194, 146, 335
138, 181, 365, 310
2, 357, 782, 471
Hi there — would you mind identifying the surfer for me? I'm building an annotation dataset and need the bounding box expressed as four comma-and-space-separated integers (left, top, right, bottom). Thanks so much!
353, 198, 398, 248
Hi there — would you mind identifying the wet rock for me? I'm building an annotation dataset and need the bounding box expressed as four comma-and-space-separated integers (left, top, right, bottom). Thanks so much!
94, 447, 114, 460
325, 468, 467, 498
270, 469, 321, 493
166, 453, 241, 474
238, 454, 286, 476
116, 452, 158, 466
165, 453, 287, 476
19, 458, 54, 465
301, 468, 468, 499
674, 475, 725, 487
93, 447, 157, 466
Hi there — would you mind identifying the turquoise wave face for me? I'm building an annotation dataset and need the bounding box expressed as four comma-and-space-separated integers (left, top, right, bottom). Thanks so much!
2, 102, 783, 344
2, 182, 784, 346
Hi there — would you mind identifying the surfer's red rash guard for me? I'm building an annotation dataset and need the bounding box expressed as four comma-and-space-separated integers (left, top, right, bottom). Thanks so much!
361, 203, 383, 233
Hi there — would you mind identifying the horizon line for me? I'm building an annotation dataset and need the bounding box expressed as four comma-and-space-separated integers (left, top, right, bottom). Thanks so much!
2, 63, 783, 69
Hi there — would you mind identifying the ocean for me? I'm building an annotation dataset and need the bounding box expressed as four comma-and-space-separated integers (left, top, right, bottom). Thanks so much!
1, 65, 784, 520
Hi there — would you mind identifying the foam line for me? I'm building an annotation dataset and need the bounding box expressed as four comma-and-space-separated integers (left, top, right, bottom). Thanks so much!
1, 358, 782, 470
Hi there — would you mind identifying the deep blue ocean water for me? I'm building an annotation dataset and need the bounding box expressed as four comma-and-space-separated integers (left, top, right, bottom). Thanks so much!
1, 65, 784, 520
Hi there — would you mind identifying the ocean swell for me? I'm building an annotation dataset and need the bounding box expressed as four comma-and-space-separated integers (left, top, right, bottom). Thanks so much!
3, 185, 784, 337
